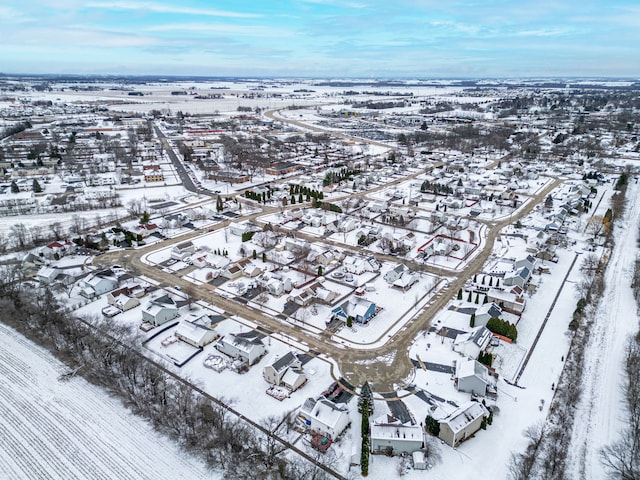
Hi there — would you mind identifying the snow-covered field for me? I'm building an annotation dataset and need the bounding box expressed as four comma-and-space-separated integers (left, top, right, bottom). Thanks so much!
0, 324, 216, 480
565, 180, 640, 479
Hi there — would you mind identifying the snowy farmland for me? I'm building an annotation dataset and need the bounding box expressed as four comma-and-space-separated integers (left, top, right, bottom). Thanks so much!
0, 324, 215, 480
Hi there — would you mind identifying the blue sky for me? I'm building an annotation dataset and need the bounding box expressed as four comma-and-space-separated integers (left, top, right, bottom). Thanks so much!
1, 0, 639, 78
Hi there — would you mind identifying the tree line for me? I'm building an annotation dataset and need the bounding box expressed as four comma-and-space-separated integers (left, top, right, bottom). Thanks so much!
0, 275, 342, 480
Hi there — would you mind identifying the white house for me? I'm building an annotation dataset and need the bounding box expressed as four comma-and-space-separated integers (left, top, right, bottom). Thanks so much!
393, 272, 419, 291
41, 240, 76, 260
263, 351, 306, 391
141, 294, 180, 326
454, 357, 497, 397
384, 264, 409, 284
80, 270, 118, 298
170, 241, 196, 261
36, 266, 61, 284
453, 326, 493, 359
298, 396, 350, 440
370, 415, 424, 455
107, 291, 140, 312
215, 333, 266, 366
438, 401, 489, 447
175, 315, 219, 348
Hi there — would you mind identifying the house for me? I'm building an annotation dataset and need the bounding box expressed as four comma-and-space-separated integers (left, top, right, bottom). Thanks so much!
175, 315, 219, 348
503, 266, 531, 289
221, 263, 243, 280
454, 357, 497, 397
453, 326, 493, 359
265, 277, 292, 297
171, 241, 195, 261
370, 414, 424, 455
298, 396, 350, 440
107, 290, 140, 312
342, 255, 380, 274
215, 333, 266, 366
229, 222, 260, 237
438, 401, 489, 447
306, 282, 339, 305
473, 302, 502, 327
41, 240, 76, 260
36, 266, 61, 285
141, 294, 180, 326
263, 351, 306, 391
393, 272, 419, 291
80, 270, 118, 298
515, 254, 536, 272
243, 264, 262, 278
331, 297, 377, 324
485, 288, 526, 314
384, 264, 409, 284
369, 200, 389, 212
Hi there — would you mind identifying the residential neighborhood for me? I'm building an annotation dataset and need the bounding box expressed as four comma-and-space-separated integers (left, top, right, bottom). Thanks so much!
1, 74, 639, 480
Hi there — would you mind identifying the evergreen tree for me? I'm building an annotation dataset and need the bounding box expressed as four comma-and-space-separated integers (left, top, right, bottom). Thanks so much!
252, 249, 257, 260
470, 313, 476, 327
483, 295, 489, 304
489, 276, 493, 287
475, 293, 480, 304
298, 193, 303, 203
32, 178, 42, 193
216, 195, 223, 212
425, 415, 440, 436
358, 381, 374, 415
457, 288, 463, 300
10, 180, 19, 193
317, 265, 323, 276
467, 291, 472, 302
262, 252, 267, 263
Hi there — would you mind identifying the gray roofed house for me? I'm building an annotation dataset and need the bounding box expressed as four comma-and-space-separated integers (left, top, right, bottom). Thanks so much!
298, 396, 350, 439
263, 351, 306, 391
215, 333, 266, 366
455, 357, 497, 397
474, 302, 502, 327
453, 326, 493, 359
515, 254, 536, 272
370, 414, 424, 455
141, 293, 179, 326
503, 266, 531, 289
438, 401, 489, 447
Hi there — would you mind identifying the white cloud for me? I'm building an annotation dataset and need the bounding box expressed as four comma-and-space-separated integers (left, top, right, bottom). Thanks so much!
86, 1, 262, 18
144, 22, 290, 37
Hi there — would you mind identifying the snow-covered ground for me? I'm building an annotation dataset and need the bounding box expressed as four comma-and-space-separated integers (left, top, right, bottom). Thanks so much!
0, 324, 216, 480
565, 180, 640, 479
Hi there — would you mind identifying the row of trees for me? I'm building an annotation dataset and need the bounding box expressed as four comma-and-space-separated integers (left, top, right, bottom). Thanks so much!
486, 317, 518, 342
323, 168, 361, 187
0, 277, 339, 479
509, 173, 629, 479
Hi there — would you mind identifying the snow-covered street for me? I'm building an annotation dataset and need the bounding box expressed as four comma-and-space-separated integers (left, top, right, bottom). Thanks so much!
565, 180, 640, 479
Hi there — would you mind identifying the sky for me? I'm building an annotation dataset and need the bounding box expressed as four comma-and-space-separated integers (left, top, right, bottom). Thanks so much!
0, 0, 639, 78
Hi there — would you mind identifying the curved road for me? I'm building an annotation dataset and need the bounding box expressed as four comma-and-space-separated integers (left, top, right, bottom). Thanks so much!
99, 109, 562, 393
99, 175, 560, 393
